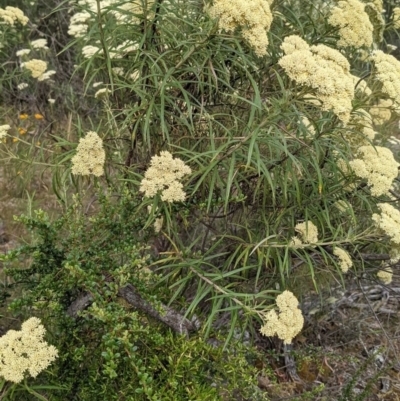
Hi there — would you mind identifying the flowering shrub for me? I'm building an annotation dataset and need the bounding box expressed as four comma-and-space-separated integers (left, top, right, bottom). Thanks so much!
1, 0, 400, 399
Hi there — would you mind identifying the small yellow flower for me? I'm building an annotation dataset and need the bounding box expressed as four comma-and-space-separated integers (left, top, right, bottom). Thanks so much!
19, 113, 29, 120
12, 138, 19, 142
36, 141, 41, 146
34, 113, 44, 120
18, 127, 27, 135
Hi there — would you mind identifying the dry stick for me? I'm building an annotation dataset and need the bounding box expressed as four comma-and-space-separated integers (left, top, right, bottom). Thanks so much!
118, 284, 195, 336
359, 253, 390, 261
67, 284, 195, 337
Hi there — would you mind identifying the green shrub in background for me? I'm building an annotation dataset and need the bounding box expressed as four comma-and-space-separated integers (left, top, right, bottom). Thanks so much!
1, 0, 400, 399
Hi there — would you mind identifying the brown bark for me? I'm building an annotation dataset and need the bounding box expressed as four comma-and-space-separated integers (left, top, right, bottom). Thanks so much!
67, 284, 196, 337
118, 284, 195, 336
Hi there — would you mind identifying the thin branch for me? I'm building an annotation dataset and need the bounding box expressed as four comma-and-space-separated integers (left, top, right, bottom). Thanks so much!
359, 253, 391, 261
67, 284, 196, 337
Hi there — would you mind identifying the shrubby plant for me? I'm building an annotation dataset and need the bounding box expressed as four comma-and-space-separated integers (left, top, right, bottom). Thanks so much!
1, 0, 400, 398
2, 193, 270, 399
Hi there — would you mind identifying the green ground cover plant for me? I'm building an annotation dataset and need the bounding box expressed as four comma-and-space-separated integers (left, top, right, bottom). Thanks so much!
1, 0, 400, 399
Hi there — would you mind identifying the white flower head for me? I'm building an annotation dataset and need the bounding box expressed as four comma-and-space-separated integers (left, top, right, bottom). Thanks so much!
71, 131, 105, 176
23, 59, 48, 79
30, 39, 49, 50
349, 146, 399, 196
16, 49, 31, 57
0, 125, 11, 139
333, 247, 353, 273
95, 88, 111, 99
295, 221, 318, 244
377, 267, 393, 285
140, 151, 191, 202
260, 291, 304, 344
17, 83, 28, 90
0, 317, 58, 383
372, 203, 400, 245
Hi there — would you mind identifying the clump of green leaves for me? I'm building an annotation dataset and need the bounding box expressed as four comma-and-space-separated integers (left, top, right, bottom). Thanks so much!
1, 190, 268, 400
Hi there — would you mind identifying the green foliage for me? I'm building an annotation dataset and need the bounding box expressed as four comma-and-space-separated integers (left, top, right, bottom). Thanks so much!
1, 0, 400, 398
337, 351, 382, 401
1, 191, 268, 400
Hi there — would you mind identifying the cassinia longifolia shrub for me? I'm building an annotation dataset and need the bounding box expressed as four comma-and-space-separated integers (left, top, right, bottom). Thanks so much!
1, 0, 400, 399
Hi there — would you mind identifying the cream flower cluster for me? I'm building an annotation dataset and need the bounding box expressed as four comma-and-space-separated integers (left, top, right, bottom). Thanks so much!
31, 39, 49, 50
290, 236, 303, 248
389, 245, 400, 264
71, 131, 105, 176
259, 291, 304, 344
0, 125, 10, 139
208, 0, 273, 57
37, 70, 56, 82
372, 203, 400, 245
82, 45, 102, 59
109, 40, 139, 59
279, 36, 354, 124
393, 7, 400, 29
349, 146, 399, 196
294, 221, 319, 244
328, 0, 373, 48
22, 59, 48, 79
0, 6, 29, 26
333, 247, 353, 273
370, 51, 400, 109
68, 11, 91, 38
377, 267, 393, 285
140, 151, 192, 202
94, 88, 110, 98
0, 318, 58, 383
369, 99, 392, 125
373, 203, 400, 264
16, 48, 30, 57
